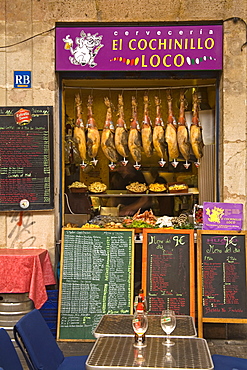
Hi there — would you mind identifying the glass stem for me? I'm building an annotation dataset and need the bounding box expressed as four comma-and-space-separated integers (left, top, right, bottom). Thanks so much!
138, 335, 142, 345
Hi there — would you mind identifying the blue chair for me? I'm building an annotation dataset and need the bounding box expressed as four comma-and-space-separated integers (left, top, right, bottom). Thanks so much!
14, 309, 88, 370
0, 328, 23, 370
212, 354, 247, 370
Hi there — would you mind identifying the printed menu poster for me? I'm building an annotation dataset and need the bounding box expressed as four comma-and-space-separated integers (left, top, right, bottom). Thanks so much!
203, 202, 243, 231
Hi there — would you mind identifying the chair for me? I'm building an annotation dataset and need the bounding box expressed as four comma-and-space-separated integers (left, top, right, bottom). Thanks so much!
14, 309, 88, 370
212, 354, 247, 370
0, 328, 23, 370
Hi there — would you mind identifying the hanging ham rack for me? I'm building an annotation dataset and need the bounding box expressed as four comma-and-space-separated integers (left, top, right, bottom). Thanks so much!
63, 83, 215, 91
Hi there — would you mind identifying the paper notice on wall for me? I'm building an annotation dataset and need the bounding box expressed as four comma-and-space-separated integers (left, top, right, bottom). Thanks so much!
203, 202, 243, 231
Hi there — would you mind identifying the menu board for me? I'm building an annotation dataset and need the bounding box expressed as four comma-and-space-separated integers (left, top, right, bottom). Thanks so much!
0, 106, 54, 211
57, 228, 134, 341
197, 230, 247, 337
142, 229, 195, 317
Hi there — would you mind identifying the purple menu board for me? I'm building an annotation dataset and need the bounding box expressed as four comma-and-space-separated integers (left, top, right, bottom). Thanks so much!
200, 232, 247, 319
0, 107, 54, 211
142, 229, 195, 316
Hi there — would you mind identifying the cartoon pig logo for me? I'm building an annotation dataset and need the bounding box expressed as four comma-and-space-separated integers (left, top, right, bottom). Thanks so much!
63, 30, 104, 68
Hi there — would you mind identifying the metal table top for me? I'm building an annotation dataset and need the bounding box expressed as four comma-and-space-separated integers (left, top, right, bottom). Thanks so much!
94, 314, 197, 338
86, 336, 214, 370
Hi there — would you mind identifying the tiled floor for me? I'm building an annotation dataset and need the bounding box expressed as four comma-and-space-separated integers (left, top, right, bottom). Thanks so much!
207, 338, 247, 358
17, 337, 247, 369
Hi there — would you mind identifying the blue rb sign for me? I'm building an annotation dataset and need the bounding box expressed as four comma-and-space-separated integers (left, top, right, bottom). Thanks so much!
14, 71, 31, 88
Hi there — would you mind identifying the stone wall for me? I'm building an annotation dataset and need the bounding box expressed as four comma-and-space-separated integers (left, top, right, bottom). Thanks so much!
0, 0, 246, 261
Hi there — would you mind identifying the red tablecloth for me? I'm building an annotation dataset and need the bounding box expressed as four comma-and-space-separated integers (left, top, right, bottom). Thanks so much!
0, 249, 56, 309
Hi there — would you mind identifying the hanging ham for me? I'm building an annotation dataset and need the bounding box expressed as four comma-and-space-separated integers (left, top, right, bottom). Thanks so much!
165, 90, 179, 168
128, 96, 142, 169
153, 96, 168, 167
115, 94, 129, 165
190, 91, 204, 167
73, 93, 87, 168
101, 97, 119, 169
86, 95, 100, 166
177, 90, 191, 169
141, 94, 153, 157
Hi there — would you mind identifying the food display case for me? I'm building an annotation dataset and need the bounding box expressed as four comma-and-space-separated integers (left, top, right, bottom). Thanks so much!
62, 80, 215, 227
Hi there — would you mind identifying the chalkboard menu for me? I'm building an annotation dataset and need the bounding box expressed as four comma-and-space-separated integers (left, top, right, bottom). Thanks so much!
58, 228, 134, 341
197, 230, 247, 336
142, 229, 195, 317
0, 106, 54, 211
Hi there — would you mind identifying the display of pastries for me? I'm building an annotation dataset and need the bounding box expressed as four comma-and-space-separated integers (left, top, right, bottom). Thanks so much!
88, 182, 107, 193
68, 181, 87, 189
126, 182, 148, 193
148, 183, 167, 192
168, 183, 188, 193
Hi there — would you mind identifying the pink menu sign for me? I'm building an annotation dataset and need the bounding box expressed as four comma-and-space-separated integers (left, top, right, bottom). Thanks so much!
203, 202, 243, 231
56, 24, 223, 71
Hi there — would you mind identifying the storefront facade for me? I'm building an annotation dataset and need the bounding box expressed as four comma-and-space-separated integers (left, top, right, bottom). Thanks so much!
0, 1, 246, 266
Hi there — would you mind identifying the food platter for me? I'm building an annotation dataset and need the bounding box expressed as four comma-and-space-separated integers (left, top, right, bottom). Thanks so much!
168, 182, 188, 194
68, 181, 88, 193
88, 181, 107, 194
148, 183, 167, 193
126, 182, 148, 194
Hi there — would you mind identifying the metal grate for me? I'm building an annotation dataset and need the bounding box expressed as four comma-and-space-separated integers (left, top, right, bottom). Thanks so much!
94, 314, 197, 338
86, 336, 214, 370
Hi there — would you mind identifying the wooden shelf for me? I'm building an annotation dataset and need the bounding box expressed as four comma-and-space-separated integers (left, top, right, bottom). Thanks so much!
88, 191, 198, 197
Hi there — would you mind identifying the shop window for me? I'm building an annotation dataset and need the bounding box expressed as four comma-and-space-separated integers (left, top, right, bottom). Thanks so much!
62, 78, 216, 225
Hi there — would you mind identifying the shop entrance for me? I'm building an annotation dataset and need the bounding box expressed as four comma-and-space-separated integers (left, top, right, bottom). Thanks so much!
61, 75, 218, 227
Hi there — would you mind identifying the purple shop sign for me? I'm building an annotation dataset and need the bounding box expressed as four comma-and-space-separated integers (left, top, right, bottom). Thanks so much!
56, 25, 223, 72
203, 202, 243, 231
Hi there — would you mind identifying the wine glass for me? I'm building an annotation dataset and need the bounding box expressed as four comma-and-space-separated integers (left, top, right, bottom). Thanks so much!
161, 309, 176, 346
133, 347, 146, 367
132, 311, 148, 348
163, 347, 176, 367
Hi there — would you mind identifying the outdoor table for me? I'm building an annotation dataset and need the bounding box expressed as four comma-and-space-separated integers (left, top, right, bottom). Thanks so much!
86, 336, 214, 370
0, 248, 56, 309
94, 314, 197, 338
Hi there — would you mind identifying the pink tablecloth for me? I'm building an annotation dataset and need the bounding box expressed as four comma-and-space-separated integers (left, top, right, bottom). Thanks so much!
0, 249, 56, 309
